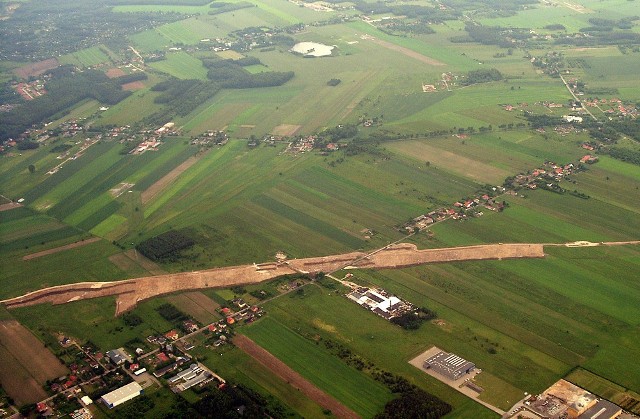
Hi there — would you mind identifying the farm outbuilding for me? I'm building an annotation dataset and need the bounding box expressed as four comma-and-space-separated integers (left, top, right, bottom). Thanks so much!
100, 382, 143, 409
423, 351, 475, 381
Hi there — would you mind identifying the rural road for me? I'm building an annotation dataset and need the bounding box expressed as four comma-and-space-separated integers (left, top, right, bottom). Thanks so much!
2, 241, 637, 315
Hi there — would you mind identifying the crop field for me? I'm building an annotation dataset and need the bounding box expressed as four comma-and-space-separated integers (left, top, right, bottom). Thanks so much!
149, 50, 208, 80
0, 320, 68, 405
242, 317, 393, 418
2, 0, 640, 415
95, 88, 162, 126
259, 284, 499, 417
58, 46, 111, 67
130, 28, 171, 52
165, 291, 220, 324
192, 343, 329, 417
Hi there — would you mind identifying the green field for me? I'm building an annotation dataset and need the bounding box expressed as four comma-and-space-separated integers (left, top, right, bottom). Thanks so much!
242, 316, 393, 418
2, 0, 640, 415
58, 46, 111, 67
149, 50, 208, 80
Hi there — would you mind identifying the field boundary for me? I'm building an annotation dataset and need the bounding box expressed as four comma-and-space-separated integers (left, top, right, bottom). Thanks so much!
141, 153, 200, 205
233, 334, 359, 419
22, 237, 102, 260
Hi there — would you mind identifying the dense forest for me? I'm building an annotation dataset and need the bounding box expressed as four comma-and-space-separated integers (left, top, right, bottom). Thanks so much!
203, 57, 294, 88
463, 68, 503, 85
136, 230, 195, 261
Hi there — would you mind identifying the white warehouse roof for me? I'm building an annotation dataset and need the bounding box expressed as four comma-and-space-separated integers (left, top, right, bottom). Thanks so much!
100, 382, 143, 409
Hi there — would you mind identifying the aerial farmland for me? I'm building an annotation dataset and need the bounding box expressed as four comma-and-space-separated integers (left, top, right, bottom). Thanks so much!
0, 0, 639, 417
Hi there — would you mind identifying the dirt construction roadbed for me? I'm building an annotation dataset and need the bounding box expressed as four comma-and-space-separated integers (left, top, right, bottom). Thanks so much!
2, 243, 547, 315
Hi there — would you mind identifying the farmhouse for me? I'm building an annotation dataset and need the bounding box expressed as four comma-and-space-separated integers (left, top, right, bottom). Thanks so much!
346, 287, 412, 320
106, 348, 130, 365
100, 382, 143, 409
423, 351, 475, 381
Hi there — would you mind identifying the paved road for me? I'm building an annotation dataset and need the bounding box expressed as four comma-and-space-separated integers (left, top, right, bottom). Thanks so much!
559, 74, 597, 121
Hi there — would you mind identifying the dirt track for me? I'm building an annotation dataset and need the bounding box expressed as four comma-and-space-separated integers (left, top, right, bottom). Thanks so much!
367, 37, 445, 66
233, 335, 359, 419
2, 243, 548, 315
22, 237, 102, 260
141, 155, 200, 205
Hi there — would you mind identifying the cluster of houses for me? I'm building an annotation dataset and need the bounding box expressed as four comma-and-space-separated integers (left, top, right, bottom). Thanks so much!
346, 285, 415, 321
505, 159, 592, 193
583, 98, 638, 118
223, 300, 264, 325
402, 189, 506, 233
285, 135, 316, 154
120, 122, 178, 154
13, 79, 47, 100
191, 130, 229, 147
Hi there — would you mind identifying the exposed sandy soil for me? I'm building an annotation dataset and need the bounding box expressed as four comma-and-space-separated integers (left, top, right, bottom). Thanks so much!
366, 37, 445, 66
22, 237, 102, 261
272, 124, 301, 137
122, 81, 145, 91
166, 292, 220, 324
0, 202, 22, 212
141, 155, 199, 205
1, 243, 547, 315
0, 320, 68, 404
233, 335, 359, 419
14, 58, 59, 79
105, 68, 126, 78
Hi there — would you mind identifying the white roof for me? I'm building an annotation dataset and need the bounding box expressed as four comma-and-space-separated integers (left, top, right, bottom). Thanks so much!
101, 382, 142, 406
80, 396, 93, 405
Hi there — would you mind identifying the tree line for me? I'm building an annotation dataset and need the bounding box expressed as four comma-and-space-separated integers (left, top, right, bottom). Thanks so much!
0, 68, 130, 141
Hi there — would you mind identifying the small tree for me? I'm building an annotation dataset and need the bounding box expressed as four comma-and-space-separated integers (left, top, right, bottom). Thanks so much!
28, 164, 36, 173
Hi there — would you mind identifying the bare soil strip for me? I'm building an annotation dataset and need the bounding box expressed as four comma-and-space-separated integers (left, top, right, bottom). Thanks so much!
234, 335, 359, 419
271, 124, 302, 137
3, 242, 635, 315
0, 202, 22, 212
105, 68, 126, 78
367, 37, 445, 66
141, 155, 200, 205
22, 237, 102, 260
0, 320, 68, 404
122, 81, 145, 91
14, 58, 59, 79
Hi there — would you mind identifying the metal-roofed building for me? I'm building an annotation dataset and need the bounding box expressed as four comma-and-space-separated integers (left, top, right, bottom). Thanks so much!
423, 351, 475, 381
577, 400, 622, 419
100, 382, 143, 409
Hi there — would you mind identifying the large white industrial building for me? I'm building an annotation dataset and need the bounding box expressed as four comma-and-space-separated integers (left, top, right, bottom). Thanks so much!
100, 382, 143, 409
